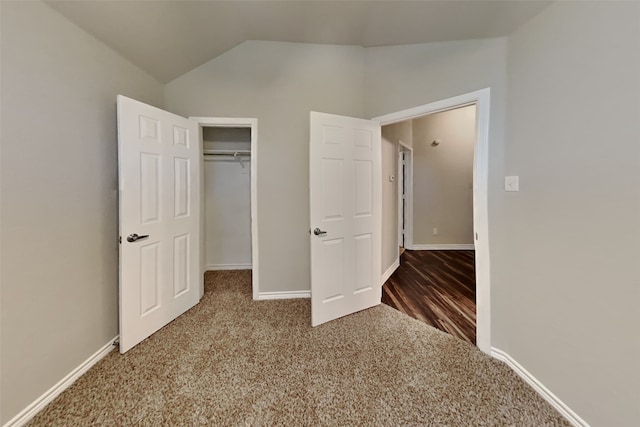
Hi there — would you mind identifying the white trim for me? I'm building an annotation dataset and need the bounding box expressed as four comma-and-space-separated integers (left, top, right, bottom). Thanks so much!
3, 337, 118, 427
190, 117, 260, 301
256, 290, 311, 300
397, 142, 414, 251
373, 88, 492, 354
410, 244, 475, 250
372, 97, 477, 125
381, 258, 400, 285
491, 348, 590, 427
397, 148, 403, 248
205, 264, 252, 271
189, 117, 257, 127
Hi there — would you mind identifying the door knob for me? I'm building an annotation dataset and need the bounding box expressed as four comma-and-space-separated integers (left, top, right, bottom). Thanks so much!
127, 233, 149, 242
313, 228, 327, 236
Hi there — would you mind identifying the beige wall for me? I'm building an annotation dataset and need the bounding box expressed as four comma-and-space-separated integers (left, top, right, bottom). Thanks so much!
380, 121, 412, 274
0, 1, 164, 423
166, 39, 505, 296
412, 106, 475, 245
165, 41, 365, 293
504, 2, 640, 425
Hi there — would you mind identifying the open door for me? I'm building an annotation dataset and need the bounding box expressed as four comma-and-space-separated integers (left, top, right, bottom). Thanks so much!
117, 95, 201, 353
310, 111, 382, 326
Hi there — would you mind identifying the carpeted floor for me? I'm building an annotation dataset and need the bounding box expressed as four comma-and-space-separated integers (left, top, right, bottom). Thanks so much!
28, 270, 569, 426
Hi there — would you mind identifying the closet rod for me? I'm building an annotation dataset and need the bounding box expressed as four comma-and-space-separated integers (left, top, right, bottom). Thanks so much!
203, 149, 250, 156
203, 150, 250, 168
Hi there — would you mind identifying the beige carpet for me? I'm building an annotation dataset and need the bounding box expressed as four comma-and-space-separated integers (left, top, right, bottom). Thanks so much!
28, 270, 569, 426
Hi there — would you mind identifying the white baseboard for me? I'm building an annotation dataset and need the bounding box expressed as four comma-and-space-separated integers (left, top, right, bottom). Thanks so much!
205, 264, 252, 271
491, 347, 589, 427
381, 258, 400, 285
256, 257, 401, 301
256, 290, 311, 300
409, 244, 475, 250
3, 336, 118, 427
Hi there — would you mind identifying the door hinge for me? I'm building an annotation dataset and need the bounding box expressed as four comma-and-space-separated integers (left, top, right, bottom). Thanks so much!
475, 232, 478, 240
119, 236, 122, 244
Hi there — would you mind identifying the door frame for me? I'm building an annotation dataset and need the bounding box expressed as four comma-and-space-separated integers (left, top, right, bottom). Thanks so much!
397, 141, 413, 251
189, 117, 260, 300
372, 88, 491, 354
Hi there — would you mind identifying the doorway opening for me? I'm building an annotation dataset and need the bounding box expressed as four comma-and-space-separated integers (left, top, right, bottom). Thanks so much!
373, 89, 491, 353
191, 117, 259, 299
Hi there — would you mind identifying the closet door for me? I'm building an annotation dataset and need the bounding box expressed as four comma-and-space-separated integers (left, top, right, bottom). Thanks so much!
117, 95, 201, 353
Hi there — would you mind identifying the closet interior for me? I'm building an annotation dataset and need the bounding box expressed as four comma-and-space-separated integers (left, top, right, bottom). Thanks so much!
202, 126, 252, 271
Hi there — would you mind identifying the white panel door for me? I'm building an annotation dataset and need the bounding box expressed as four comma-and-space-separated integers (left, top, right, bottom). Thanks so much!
117, 95, 200, 353
310, 111, 381, 326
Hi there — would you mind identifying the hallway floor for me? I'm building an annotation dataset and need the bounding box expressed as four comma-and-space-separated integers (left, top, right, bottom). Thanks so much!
382, 250, 476, 344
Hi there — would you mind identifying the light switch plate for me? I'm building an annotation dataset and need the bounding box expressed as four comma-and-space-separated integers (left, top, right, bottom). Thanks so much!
505, 176, 519, 192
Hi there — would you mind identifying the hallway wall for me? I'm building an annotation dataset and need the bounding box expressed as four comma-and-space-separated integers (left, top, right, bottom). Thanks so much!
381, 121, 412, 274
412, 105, 476, 246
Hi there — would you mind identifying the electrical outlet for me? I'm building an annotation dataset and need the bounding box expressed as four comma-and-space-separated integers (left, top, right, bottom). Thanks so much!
433, 227, 438, 236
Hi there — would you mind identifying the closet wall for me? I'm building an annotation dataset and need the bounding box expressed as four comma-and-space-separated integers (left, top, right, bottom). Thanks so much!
203, 127, 252, 270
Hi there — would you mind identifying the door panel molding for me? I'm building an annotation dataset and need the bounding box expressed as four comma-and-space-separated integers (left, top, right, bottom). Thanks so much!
117, 95, 201, 353
310, 111, 382, 327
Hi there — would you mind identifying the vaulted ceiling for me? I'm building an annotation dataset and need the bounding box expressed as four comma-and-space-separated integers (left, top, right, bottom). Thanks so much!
46, 1, 550, 83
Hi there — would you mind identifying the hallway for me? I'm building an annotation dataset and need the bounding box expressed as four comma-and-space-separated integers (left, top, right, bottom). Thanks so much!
382, 250, 476, 344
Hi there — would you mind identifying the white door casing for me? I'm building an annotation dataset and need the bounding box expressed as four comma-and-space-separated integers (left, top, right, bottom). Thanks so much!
397, 142, 413, 251
189, 117, 259, 300
372, 88, 492, 354
310, 111, 382, 327
117, 95, 201, 353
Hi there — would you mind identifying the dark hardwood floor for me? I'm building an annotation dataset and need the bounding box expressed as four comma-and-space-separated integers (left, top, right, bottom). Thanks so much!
382, 250, 476, 344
